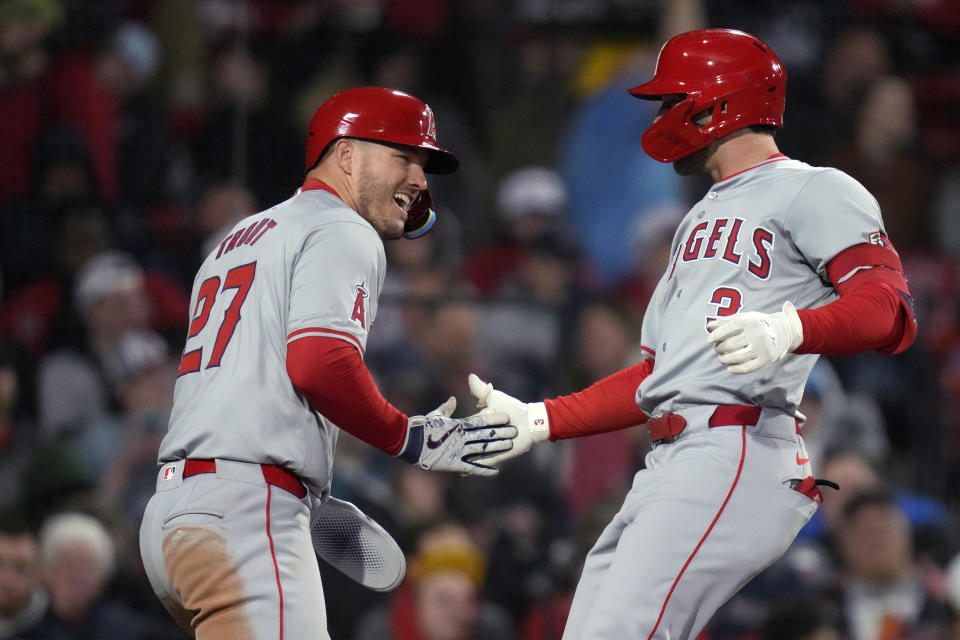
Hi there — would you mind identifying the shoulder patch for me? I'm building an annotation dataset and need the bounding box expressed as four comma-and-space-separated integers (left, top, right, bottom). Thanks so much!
868, 230, 895, 251
351, 282, 369, 329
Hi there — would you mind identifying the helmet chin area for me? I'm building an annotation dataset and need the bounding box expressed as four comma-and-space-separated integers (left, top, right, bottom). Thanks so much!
641, 97, 716, 163
403, 190, 437, 239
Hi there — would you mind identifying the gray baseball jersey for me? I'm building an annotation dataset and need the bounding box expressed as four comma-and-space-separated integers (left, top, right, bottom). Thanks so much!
141, 186, 384, 639
563, 156, 885, 639
637, 155, 884, 420
158, 187, 385, 499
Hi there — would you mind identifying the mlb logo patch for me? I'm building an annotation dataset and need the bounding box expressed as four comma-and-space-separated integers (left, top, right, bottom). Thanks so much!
867, 230, 895, 250
163, 465, 177, 481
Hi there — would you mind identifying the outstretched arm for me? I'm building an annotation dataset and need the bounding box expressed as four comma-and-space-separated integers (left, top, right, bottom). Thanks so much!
287, 336, 515, 476
469, 358, 653, 465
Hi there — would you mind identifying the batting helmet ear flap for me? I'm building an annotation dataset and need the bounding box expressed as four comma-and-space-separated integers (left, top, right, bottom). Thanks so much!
403, 190, 437, 239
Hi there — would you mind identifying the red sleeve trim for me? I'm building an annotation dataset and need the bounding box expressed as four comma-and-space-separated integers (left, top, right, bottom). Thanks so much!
826, 242, 905, 287
833, 263, 908, 297
545, 359, 652, 441
286, 335, 407, 454
796, 241, 917, 355
288, 327, 364, 355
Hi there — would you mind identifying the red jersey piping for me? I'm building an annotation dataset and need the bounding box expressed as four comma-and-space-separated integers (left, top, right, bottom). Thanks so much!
300, 179, 341, 198
288, 327, 364, 355
265, 486, 285, 639
718, 153, 788, 183
647, 427, 747, 638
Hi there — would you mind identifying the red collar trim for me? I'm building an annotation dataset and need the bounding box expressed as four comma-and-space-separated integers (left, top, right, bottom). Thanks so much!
718, 153, 788, 182
300, 178, 341, 198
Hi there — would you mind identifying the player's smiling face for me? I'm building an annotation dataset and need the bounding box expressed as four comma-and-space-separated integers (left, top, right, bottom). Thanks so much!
353, 141, 429, 240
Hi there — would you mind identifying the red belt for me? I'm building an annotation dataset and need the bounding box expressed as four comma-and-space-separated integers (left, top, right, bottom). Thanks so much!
648, 405, 764, 444
182, 459, 307, 499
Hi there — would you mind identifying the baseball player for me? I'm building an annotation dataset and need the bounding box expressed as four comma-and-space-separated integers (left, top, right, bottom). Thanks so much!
469, 29, 917, 639
138, 87, 517, 639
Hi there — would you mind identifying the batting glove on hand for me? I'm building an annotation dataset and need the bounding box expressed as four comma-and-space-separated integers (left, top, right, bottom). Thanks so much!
467, 374, 550, 466
707, 302, 804, 374
399, 396, 517, 477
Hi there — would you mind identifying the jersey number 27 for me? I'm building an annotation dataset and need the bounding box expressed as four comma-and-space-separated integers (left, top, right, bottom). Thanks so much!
177, 262, 256, 376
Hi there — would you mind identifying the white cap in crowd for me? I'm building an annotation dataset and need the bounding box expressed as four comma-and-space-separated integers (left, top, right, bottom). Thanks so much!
39, 512, 115, 578
74, 251, 144, 314
496, 166, 568, 220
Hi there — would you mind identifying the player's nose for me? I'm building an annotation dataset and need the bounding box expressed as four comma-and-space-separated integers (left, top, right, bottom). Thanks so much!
408, 162, 427, 191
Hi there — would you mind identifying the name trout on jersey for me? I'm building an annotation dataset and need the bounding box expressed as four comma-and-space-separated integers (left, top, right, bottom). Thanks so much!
216, 218, 279, 259
676, 217, 774, 280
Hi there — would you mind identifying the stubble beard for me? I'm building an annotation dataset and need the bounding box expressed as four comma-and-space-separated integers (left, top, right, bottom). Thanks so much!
672, 147, 709, 176
355, 161, 404, 241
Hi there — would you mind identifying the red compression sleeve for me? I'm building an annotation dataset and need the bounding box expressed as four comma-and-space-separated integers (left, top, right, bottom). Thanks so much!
286, 336, 409, 455
795, 276, 910, 355
545, 359, 652, 441
797, 240, 917, 355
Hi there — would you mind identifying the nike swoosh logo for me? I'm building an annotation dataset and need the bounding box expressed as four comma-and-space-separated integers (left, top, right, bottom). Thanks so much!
796, 453, 810, 465
426, 424, 460, 449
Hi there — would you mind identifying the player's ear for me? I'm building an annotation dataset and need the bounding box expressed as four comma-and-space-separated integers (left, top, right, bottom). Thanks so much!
333, 138, 357, 175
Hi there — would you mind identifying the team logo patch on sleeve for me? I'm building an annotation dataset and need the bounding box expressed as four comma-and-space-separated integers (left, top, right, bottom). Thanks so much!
351, 283, 369, 329
868, 230, 894, 250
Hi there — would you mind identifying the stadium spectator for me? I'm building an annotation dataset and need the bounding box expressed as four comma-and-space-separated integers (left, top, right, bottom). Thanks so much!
0, 510, 45, 639
354, 520, 515, 640
831, 491, 953, 640
28, 511, 148, 639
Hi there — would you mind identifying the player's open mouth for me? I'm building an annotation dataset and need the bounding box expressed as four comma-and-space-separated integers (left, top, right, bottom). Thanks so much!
393, 193, 412, 211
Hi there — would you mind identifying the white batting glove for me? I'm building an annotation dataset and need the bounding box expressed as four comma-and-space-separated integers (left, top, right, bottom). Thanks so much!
399, 396, 517, 477
467, 374, 550, 466
706, 302, 804, 374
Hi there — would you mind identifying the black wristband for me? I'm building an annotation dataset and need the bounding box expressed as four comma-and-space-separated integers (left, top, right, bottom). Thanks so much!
399, 422, 424, 464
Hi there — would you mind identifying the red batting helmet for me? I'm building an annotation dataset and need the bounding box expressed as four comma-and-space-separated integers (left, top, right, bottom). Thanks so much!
306, 87, 458, 239
305, 87, 459, 174
629, 29, 786, 163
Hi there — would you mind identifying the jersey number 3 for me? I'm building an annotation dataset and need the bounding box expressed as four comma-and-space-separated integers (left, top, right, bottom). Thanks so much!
177, 262, 256, 376
705, 286, 742, 328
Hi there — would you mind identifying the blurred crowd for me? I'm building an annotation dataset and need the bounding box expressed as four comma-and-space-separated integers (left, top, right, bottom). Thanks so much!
1, 0, 960, 639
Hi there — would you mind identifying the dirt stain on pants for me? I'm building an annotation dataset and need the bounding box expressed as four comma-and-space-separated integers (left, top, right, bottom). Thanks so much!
163, 526, 256, 640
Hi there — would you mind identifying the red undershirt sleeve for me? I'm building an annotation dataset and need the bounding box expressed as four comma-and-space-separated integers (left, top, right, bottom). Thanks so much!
795, 280, 905, 355
795, 241, 917, 355
796, 252, 917, 356
286, 335, 409, 455
545, 359, 653, 441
